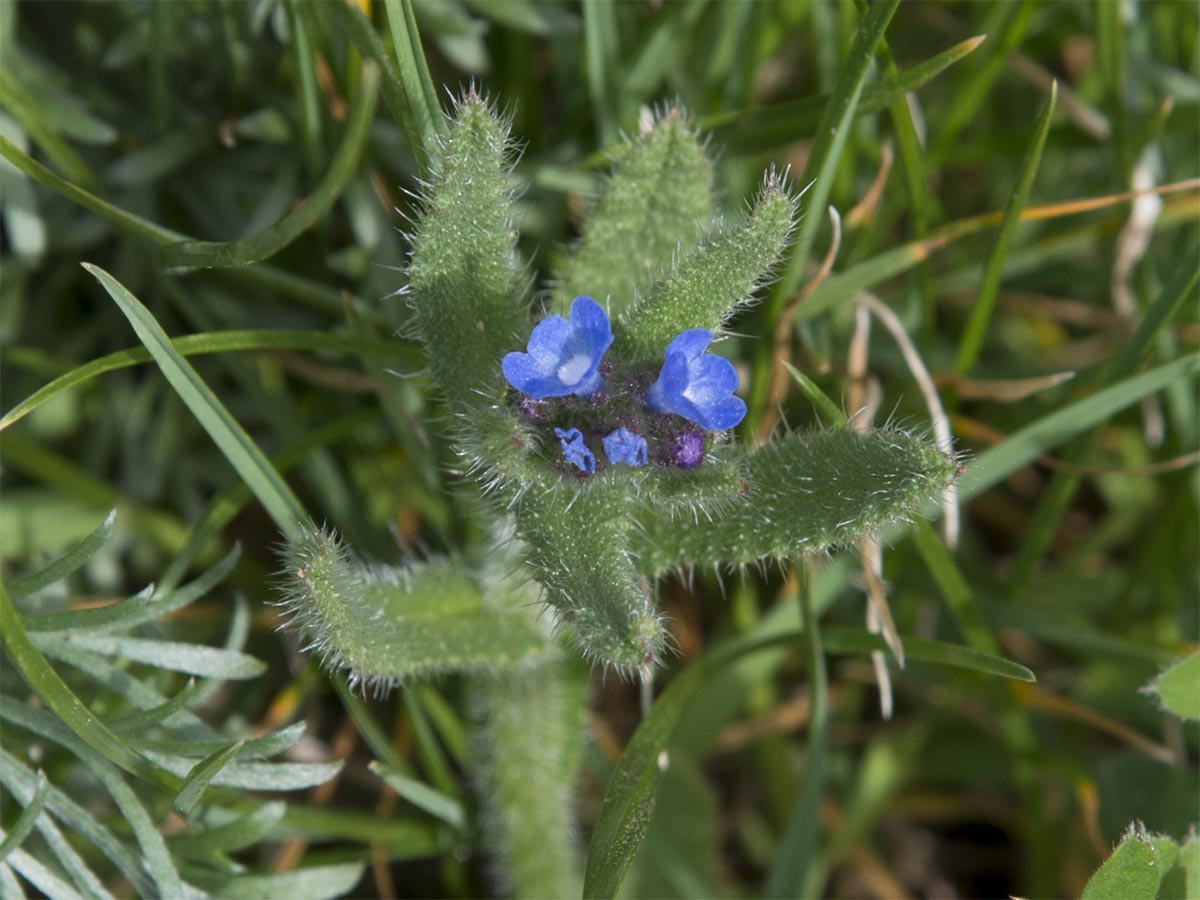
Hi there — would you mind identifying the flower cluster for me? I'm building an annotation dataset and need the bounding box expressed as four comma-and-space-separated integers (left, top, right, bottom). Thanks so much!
502, 296, 745, 474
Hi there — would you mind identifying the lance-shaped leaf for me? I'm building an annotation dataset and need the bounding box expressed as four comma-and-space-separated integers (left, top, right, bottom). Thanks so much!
407, 92, 525, 413
632, 427, 958, 573
515, 479, 664, 675
618, 173, 797, 360
276, 524, 550, 688
555, 107, 713, 317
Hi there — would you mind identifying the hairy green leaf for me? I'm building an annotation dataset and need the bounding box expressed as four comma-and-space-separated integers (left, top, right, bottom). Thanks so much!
407, 92, 525, 413
633, 427, 958, 573
556, 107, 713, 317
277, 524, 550, 686
1144, 651, 1200, 721
516, 480, 664, 675
618, 175, 796, 360
1081, 824, 1162, 900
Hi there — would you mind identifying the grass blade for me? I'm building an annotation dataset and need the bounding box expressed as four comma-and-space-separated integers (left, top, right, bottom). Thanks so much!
35, 634, 266, 680
748, 0, 900, 421
0, 772, 48, 863
0, 582, 171, 788
160, 62, 379, 268
0, 66, 97, 190
8, 510, 115, 599
370, 763, 465, 830
957, 353, 1200, 502
765, 566, 827, 899
383, 0, 442, 170
584, 630, 798, 899
1, 329, 408, 432
84, 264, 307, 538
955, 82, 1058, 375
822, 627, 1036, 682
705, 33, 984, 155
173, 741, 246, 815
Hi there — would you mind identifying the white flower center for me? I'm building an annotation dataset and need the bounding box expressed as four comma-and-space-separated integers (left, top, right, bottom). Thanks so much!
557, 353, 591, 385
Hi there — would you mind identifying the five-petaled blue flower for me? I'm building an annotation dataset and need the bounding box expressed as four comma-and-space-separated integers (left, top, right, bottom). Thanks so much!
602, 427, 648, 467
647, 329, 747, 430
502, 296, 614, 398
554, 427, 595, 473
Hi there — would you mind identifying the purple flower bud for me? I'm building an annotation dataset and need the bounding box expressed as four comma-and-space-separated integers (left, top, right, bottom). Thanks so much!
666, 431, 704, 469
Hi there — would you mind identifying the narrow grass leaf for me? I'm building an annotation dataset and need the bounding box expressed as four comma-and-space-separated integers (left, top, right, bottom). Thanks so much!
29, 804, 115, 900
957, 354, 1200, 502
783, 361, 848, 427
910, 520, 999, 655
167, 802, 287, 856
383, 0, 442, 169
145, 753, 341, 792
173, 741, 245, 816
2, 845, 86, 900
160, 62, 379, 268
0, 66, 97, 190
955, 82, 1057, 375
38, 634, 264, 680
2, 327, 408, 431
584, 631, 797, 899
85, 264, 307, 538
582, 0, 621, 144
135, 723, 306, 762
278, 806, 438, 856
0, 134, 181, 244
765, 568, 827, 899
2, 703, 186, 898
1144, 650, 1200, 721
0, 750, 156, 898
775, 0, 899, 294
0, 583, 170, 787
749, 0, 899, 419
370, 763, 465, 830
9, 510, 114, 599
215, 863, 364, 900
822, 627, 1034, 681
23, 545, 238, 634
1081, 825, 1162, 900
326, 1, 420, 160
705, 34, 984, 154
0, 771, 47, 863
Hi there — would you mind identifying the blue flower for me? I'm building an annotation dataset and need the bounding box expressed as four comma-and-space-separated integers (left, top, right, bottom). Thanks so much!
646, 329, 746, 430
602, 427, 648, 467
554, 427, 595, 473
502, 296, 614, 399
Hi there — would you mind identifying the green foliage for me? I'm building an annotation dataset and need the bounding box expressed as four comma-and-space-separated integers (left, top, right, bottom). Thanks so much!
1145, 651, 1200, 721
635, 427, 960, 572
277, 523, 551, 687
1082, 824, 1163, 900
618, 173, 796, 360
406, 92, 525, 414
554, 107, 713, 316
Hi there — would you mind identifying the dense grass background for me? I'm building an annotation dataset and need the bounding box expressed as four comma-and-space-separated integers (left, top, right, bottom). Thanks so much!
1, 1, 1197, 898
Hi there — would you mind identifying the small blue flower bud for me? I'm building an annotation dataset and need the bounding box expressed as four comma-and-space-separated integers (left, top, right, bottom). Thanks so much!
602, 427, 648, 467
554, 427, 596, 473
646, 329, 746, 430
502, 296, 614, 398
